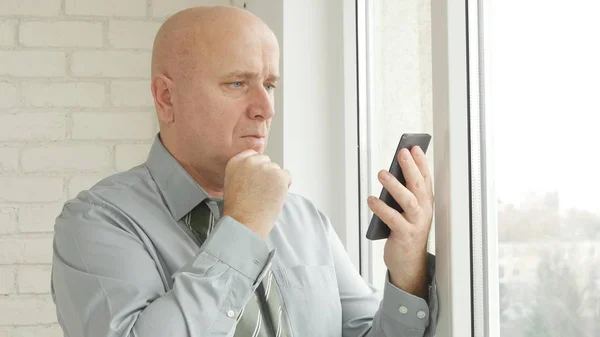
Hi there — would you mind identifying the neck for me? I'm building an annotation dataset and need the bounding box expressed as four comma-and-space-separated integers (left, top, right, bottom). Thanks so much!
159, 131, 225, 199
180, 161, 225, 199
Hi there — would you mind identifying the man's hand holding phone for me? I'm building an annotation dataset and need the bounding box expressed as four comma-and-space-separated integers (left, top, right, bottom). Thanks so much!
366, 134, 434, 300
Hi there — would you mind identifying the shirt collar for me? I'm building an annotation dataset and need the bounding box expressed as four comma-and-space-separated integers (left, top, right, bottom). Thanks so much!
145, 133, 210, 221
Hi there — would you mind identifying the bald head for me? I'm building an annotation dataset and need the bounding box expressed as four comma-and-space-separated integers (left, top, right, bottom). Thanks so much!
151, 6, 277, 81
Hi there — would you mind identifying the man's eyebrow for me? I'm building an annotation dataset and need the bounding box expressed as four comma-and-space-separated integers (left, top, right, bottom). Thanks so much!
223, 70, 280, 81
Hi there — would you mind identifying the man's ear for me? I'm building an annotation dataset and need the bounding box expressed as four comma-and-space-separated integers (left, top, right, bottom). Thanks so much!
152, 75, 175, 125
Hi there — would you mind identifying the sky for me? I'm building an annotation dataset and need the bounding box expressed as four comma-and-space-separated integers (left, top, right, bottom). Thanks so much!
485, 0, 600, 215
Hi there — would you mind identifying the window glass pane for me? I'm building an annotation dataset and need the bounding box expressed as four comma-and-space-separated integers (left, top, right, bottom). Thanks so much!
368, 0, 435, 290
485, 1, 600, 335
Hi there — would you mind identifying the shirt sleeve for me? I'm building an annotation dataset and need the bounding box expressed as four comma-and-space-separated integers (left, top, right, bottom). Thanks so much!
320, 211, 439, 337
377, 254, 438, 336
51, 199, 274, 337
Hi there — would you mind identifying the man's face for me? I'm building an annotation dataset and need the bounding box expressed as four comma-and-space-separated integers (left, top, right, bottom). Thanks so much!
173, 28, 280, 168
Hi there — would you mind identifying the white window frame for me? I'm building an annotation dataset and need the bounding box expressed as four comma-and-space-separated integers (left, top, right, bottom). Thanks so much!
431, 0, 475, 335
348, 0, 503, 336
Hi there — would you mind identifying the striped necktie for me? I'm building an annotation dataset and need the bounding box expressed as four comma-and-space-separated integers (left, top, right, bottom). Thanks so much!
185, 200, 292, 337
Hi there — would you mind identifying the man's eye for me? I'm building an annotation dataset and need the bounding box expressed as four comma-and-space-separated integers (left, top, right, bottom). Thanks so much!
230, 81, 243, 88
265, 84, 276, 92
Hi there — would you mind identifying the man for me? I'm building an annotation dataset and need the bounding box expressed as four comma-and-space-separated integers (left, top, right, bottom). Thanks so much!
51, 5, 438, 337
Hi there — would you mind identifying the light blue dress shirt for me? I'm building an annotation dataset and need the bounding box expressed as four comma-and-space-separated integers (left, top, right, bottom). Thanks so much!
51, 134, 438, 336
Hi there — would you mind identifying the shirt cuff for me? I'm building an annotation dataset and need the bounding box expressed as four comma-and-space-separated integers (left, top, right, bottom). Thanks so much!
201, 215, 274, 284
381, 271, 431, 330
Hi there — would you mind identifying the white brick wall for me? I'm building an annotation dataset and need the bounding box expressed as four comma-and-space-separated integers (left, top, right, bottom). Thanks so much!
109, 20, 162, 49
0, 113, 67, 141
0, 0, 61, 17
0, 82, 17, 109
11, 325, 63, 337
18, 204, 64, 233
0, 295, 57, 325
152, 0, 228, 17
71, 51, 151, 78
0, 177, 64, 203
72, 112, 157, 139
17, 265, 52, 294
111, 80, 154, 107
0, 207, 17, 235
66, 0, 147, 17
22, 145, 111, 172
23, 82, 105, 108
0, 0, 232, 333
115, 143, 152, 171
0, 51, 67, 77
0, 20, 17, 47
0, 266, 16, 295
20, 21, 104, 48
0, 147, 19, 173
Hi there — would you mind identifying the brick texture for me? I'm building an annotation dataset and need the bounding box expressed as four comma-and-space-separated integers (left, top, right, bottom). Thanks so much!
71, 51, 151, 78
0, 295, 57, 326
111, 80, 154, 107
0, 177, 64, 203
115, 143, 152, 171
0, 207, 17, 235
19, 21, 103, 47
0, 82, 17, 109
0, 147, 19, 173
109, 20, 162, 49
0, 266, 16, 295
21, 144, 110, 172
0, 113, 66, 141
65, 0, 146, 17
152, 0, 228, 17
0, 51, 66, 77
0, 19, 17, 47
0, 0, 61, 17
10, 325, 63, 337
22, 82, 105, 108
17, 265, 52, 294
18, 204, 64, 233
72, 112, 157, 140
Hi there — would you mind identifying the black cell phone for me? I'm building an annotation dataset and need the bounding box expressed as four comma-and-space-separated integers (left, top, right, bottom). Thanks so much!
365, 133, 432, 240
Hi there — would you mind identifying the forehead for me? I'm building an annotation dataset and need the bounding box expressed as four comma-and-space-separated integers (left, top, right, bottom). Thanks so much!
206, 30, 280, 78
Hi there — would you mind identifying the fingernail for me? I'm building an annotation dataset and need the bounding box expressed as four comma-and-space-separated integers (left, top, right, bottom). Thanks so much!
379, 170, 390, 181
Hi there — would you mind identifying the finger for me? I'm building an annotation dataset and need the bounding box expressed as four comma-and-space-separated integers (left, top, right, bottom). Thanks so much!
411, 146, 433, 198
226, 150, 256, 171
283, 169, 292, 188
378, 170, 421, 218
236, 149, 258, 158
397, 148, 428, 203
261, 161, 281, 170
367, 195, 410, 234
247, 153, 271, 165
230, 149, 258, 163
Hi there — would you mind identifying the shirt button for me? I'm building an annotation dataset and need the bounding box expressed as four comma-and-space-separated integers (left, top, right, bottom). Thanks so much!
227, 310, 235, 318
417, 310, 427, 319
398, 306, 408, 314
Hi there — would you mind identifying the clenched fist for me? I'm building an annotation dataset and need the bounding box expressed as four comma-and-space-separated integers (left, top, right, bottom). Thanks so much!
222, 149, 292, 238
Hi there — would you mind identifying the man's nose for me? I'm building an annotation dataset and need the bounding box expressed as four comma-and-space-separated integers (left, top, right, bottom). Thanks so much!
247, 86, 275, 120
